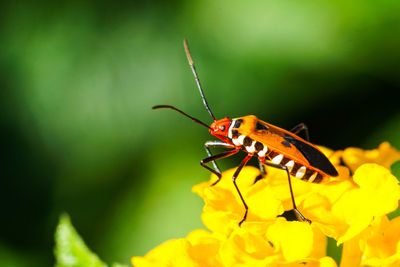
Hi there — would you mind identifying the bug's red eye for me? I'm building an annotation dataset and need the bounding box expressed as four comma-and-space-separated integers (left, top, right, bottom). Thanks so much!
219, 126, 226, 131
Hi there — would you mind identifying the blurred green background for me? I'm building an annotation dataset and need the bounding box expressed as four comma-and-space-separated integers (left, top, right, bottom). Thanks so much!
1, 1, 399, 266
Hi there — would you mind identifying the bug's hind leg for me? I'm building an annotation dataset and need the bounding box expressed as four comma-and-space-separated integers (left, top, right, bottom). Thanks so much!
290, 123, 310, 141
201, 141, 238, 186
263, 161, 311, 224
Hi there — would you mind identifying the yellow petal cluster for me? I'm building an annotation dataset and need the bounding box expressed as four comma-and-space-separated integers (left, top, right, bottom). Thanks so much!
132, 142, 400, 266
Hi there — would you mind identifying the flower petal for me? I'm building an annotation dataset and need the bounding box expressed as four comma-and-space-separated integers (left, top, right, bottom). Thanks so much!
332, 164, 400, 243
339, 236, 362, 267
186, 229, 223, 267
219, 223, 277, 267
342, 142, 400, 173
266, 218, 314, 262
359, 216, 400, 266
131, 238, 194, 267
245, 180, 284, 222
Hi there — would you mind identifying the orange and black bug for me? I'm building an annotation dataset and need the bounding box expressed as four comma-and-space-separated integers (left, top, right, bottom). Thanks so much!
153, 40, 338, 226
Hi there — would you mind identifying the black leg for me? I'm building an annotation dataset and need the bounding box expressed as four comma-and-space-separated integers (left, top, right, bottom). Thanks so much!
204, 140, 235, 176
254, 158, 267, 184
201, 148, 240, 186
263, 161, 311, 224
232, 154, 252, 226
290, 123, 310, 141
258, 158, 267, 176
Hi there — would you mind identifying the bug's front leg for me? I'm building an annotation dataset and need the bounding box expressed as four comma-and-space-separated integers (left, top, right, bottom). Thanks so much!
263, 161, 311, 224
201, 141, 239, 186
204, 141, 235, 174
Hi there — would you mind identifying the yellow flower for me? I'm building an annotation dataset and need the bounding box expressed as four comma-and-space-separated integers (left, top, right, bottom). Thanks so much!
341, 142, 400, 173
341, 216, 400, 267
331, 164, 400, 244
131, 229, 222, 267
132, 220, 337, 267
219, 219, 336, 266
360, 216, 400, 266
132, 142, 400, 266
192, 166, 284, 237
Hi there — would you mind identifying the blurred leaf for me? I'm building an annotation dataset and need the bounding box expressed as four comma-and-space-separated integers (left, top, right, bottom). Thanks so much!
388, 160, 400, 220
54, 214, 127, 267
326, 237, 342, 265
0, 243, 31, 267
392, 160, 400, 181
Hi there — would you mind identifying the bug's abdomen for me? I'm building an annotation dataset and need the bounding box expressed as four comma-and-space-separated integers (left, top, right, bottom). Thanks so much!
265, 150, 325, 183
229, 129, 326, 183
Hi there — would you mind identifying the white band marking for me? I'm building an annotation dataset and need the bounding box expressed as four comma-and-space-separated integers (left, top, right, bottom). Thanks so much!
296, 166, 307, 178
272, 154, 284, 164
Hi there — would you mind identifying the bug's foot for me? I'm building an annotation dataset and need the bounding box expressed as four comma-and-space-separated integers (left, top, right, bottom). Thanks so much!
210, 176, 222, 187
238, 210, 248, 227
294, 209, 312, 224
253, 173, 266, 184
279, 210, 312, 224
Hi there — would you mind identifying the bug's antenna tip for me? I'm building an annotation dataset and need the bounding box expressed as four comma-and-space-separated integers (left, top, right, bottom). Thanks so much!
182, 39, 216, 121
152, 105, 167, 110
183, 39, 194, 65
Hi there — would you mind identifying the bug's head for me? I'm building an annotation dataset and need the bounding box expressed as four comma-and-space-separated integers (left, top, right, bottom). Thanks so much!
210, 117, 231, 137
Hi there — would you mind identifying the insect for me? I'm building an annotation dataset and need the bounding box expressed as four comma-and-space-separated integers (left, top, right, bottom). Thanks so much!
153, 40, 338, 226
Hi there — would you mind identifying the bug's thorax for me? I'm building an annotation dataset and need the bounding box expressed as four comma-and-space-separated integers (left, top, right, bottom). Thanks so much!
227, 115, 269, 155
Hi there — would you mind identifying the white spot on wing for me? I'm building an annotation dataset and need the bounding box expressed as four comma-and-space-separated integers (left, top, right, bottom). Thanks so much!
286, 160, 295, 172
296, 166, 307, 178
308, 172, 318, 182
258, 145, 268, 157
272, 154, 284, 164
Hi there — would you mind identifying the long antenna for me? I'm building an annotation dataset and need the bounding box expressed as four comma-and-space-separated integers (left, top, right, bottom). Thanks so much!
152, 105, 212, 130
183, 39, 216, 121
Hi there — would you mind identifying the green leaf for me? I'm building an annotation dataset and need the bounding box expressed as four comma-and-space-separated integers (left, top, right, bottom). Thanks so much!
388, 160, 400, 220
54, 214, 107, 267
391, 160, 400, 181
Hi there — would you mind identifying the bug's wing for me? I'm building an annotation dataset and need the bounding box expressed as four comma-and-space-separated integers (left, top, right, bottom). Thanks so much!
281, 134, 338, 176
249, 120, 338, 177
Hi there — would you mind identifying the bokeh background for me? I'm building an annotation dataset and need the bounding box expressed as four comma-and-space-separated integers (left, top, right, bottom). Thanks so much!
1, 1, 400, 266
